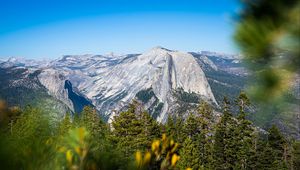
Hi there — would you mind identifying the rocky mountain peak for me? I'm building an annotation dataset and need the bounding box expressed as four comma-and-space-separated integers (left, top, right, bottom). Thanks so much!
0, 47, 219, 123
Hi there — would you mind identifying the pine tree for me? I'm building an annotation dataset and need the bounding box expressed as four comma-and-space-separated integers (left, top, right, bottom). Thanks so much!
165, 115, 176, 138
255, 125, 288, 169
80, 106, 106, 138
179, 113, 201, 169
180, 101, 214, 169
256, 139, 276, 170
174, 115, 185, 144
291, 141, 300, 170
183, 113, 200, 139
136, 110, 161, 149
164, 114, 185, 144
112, 104, 141, 158
268, 125, 287, 169
178, 137, 201, 170
197, 101, 214, 169
213, 97, 237, 170
9, 107, 54, 169
234, 92, 255, 169
58, 112, 72, 135
213, 119, 226, 170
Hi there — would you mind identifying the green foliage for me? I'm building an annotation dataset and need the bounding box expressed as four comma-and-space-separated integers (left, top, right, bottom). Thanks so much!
0, 100, 21, 133
268, 125, 286, 161
234, 0, 300, 104
213, 97, 238, 170
197, 101, 214, 169
178, 137, 201, 170
0, 95, 299, 170
164, 114, 184, 144
136, 88, 156, 103
111, 102, 161, 159
138, 111, 162, 148
234, 92, 255, 169
111, 104, 144, 158
134, 134, 181, 170
151, 102, 164, 119
78, 106, 107, 138
179, 115, 202, 169
234, 1, 300, 139
255, 125, 288, 170
58, 112, 73, 135
291, 141, 300, 170
183, 113, 200, 139
174, 87, 200, 103
57, 127, 90, 169
1, 107, 56, 169
135, 88, 164, 119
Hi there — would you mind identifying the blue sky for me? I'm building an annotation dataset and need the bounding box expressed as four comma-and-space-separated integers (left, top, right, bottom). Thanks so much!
0, 0, 240, 59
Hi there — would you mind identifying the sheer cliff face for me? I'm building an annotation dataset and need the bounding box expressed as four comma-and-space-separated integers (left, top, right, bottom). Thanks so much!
38, 47, 216, 122
105, 47, 217, 122
1, 47, 218, 122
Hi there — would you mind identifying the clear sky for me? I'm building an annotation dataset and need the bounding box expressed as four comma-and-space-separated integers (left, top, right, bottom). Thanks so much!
0, 0, 240, 59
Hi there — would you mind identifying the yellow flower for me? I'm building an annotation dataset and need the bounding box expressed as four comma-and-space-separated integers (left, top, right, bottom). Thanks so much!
143, 151, 151, 164
75, 146, 82, 155
162, 133, 167, 141
171, 154, 180, 166
170, 139, 174, 146
151, 140, 160, 152
45, 138, 52, 145
186, 168, 192, 170
135, 151, 142, 166
66, 150, 73, 164
171, 143, 178, 153
78, 127, 85, 141
58, 146, 66, 153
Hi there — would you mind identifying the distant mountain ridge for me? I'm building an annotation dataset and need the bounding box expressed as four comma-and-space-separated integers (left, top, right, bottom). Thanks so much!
0, 47, 246, 123
1, 48, 299, 139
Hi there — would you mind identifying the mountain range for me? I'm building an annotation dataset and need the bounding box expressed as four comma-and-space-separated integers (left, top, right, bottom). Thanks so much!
0, 47, 247, 122
2, 46, 300, 138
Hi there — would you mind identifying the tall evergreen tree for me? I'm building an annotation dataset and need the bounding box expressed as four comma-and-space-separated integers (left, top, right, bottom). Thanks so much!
256, 139, 276, 170
112, 102, 160, 159
179, 113, 201, 169
165, 115, 176, 138
213, 97, 237, 170
174, 115, 185, 144
234, 92, 255, 169
136, 110, 161, 149
197, 101, 214, 169
291, 141, 300, 170
183, 113, 200, 139
80, 106, 106, 138
112, 104, 142, 158
9, 107, 55, 169
58, 112, 72, 135
179, 101, 214, 169
178, 137, 201, 170
268, 125, 287, 169
164, 114, 185, 143
256, 125, 287, 169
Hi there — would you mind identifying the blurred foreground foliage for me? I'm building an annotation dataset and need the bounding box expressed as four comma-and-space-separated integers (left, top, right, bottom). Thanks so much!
0, 95, 300, 170
235, 0, 300, 104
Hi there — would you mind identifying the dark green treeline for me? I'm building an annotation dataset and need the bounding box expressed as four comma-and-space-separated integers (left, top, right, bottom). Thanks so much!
0, 93, 299, 170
